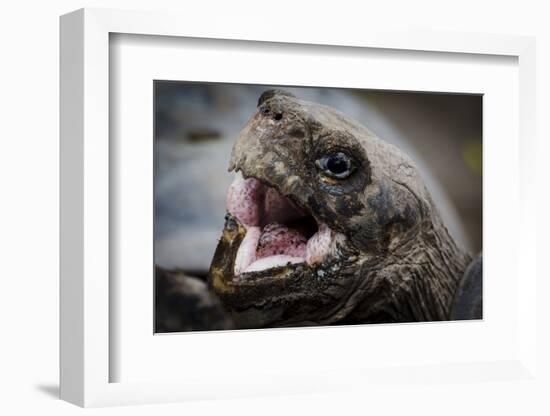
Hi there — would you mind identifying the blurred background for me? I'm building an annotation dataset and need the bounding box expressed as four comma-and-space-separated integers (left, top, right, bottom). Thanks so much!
154, 82, 482, 281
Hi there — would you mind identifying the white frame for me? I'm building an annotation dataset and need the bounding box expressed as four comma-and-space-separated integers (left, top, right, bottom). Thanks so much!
60, 8, 537, 407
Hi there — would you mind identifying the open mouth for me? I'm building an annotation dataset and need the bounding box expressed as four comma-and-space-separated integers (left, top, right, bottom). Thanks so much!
226, 174, 334, 277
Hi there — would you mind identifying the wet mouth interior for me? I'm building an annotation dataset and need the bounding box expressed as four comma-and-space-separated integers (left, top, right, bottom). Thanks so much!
226, 174, 332, 275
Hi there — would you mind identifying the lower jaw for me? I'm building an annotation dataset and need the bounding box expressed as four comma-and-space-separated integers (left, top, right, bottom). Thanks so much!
213, 263, 350, 328
209, 214, 353, 293
209, 230, 361, 327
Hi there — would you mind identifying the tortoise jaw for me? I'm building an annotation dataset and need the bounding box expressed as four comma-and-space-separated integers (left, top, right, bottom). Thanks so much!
207, 189, 360, 328
207, 171, 353, 328
209, 212, 329, 287
207, 210, 360, 328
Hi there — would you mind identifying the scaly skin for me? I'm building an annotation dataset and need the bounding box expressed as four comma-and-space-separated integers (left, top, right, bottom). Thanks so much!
208, 90, 472, 328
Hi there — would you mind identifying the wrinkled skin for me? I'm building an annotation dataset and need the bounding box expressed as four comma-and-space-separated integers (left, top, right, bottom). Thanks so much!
208, 90, 473, 329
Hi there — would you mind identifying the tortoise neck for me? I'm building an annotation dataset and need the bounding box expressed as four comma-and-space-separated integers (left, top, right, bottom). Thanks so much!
347, 214, 471, 323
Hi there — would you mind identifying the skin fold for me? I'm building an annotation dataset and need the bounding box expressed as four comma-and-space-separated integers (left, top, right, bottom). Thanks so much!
208, 89, 474, 329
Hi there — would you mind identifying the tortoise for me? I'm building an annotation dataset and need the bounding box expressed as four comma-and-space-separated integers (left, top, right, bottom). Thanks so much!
208, 89, 482, 329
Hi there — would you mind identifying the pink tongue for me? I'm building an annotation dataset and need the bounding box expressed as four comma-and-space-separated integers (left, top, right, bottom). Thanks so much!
256, 223, 307, 259
226, 175, 306, 228
226, 177, 264, 227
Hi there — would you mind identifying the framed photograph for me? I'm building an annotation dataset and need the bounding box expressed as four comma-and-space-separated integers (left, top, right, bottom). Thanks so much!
60, 8, 537, 407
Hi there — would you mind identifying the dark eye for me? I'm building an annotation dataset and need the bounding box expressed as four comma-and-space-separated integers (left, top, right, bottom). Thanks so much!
316, 152, 354, 179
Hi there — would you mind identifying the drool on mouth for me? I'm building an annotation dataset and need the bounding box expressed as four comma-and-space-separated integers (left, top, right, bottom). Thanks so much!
226, 174, 333, 276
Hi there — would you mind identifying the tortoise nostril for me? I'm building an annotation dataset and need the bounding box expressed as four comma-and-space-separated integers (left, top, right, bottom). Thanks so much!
273, 112, 283, 121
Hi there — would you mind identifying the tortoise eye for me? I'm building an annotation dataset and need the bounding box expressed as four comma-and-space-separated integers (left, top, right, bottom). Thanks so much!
316, 152, 355, 179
